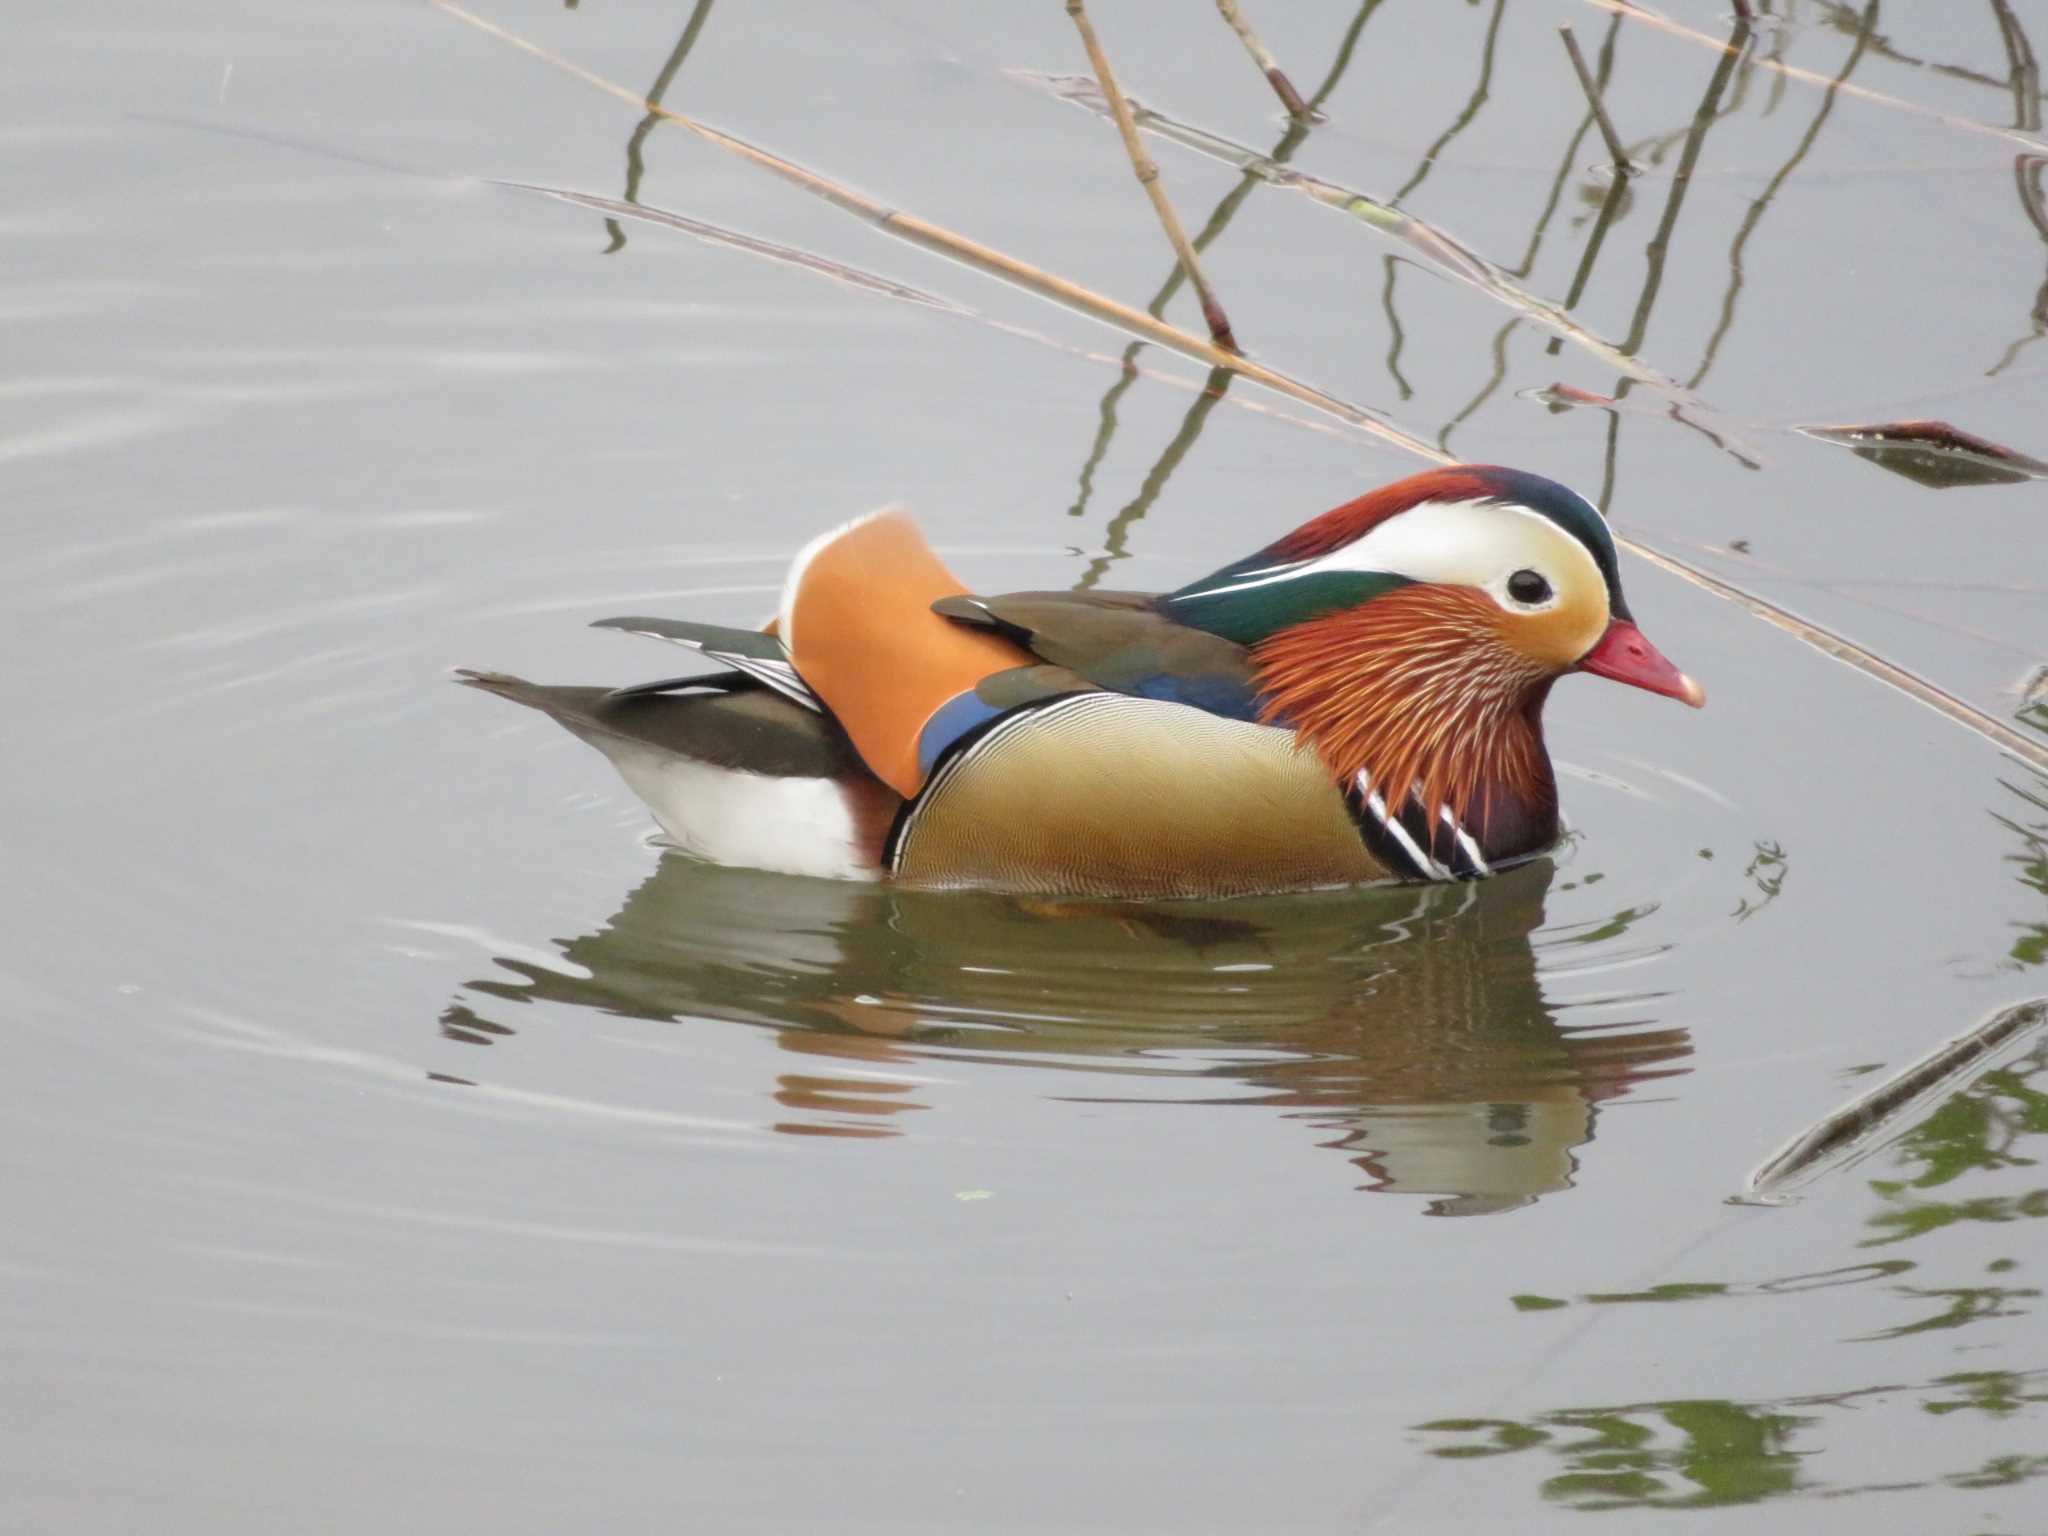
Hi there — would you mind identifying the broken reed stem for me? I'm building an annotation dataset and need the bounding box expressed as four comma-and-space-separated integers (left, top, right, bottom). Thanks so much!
1067, 0, 1240, 352
1214, 0, 1314, 120
1558, 24, 1633, 172
1730, 0, 1754, 23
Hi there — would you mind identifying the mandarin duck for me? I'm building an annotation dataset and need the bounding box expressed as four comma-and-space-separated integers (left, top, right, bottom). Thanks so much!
461, 466, 1702, 897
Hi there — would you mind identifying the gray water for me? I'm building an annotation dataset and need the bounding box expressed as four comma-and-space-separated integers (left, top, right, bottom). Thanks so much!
6, 1, 2048, 1529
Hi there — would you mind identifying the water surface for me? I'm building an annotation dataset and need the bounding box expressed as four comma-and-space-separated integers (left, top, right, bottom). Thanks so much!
5, 1, 2048, 1529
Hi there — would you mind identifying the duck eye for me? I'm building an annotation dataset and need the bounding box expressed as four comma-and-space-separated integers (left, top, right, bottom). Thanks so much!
1506, 568, 1552, 606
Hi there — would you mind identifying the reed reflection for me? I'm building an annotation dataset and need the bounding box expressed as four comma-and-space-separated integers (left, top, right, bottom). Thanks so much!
596, 0, 718, 254
440, 858, 1690, 1216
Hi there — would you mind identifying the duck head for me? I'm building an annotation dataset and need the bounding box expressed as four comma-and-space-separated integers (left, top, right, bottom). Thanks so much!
1166, 465, 1702, 839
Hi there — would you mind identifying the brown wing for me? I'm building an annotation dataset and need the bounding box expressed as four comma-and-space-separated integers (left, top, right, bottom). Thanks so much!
933, 590, 1263, 718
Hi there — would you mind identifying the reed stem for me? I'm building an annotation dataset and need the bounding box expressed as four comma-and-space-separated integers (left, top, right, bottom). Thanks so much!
1214, 0, 1314, 120
1559, 24, 1633, 173
1067, 0, 1240, 352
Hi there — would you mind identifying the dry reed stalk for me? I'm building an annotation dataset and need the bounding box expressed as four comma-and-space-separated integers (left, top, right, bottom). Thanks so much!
1213, 0, 1313, 120
1066, 0, 1240, 351
1020, 70, 1758, 463
1558, 24, 1634, 171
431, 1, 1438, 459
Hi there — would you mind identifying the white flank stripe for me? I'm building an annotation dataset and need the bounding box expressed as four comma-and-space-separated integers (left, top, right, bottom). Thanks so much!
1357, 772, 1453, 882
1441, 804, 1492, 876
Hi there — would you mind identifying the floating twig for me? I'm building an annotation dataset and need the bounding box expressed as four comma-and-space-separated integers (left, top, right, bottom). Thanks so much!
1559, 24, 1633, 171
1747, 1000, 2047, 1194
1214, 0, 1314, 121
1067, 0, 1239, 351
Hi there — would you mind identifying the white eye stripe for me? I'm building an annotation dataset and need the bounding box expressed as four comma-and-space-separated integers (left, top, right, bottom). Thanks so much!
1281, 498, 1607, 618
1353, 500, 1601, 590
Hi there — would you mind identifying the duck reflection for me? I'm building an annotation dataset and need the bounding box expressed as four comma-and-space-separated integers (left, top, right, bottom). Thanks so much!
441, 857, 1689, 1215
